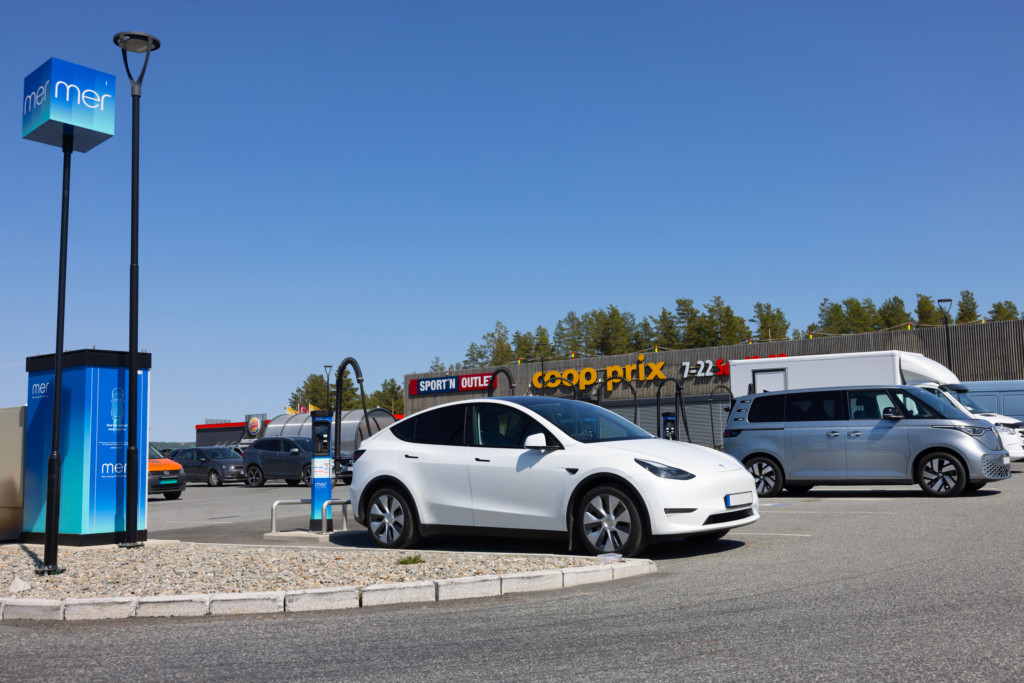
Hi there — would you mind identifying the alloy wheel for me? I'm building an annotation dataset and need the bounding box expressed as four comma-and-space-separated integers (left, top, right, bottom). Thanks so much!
581, 492, 632, 553
749, 460, 778, 494
921, 456, 960, 493
368, 493, 405, 546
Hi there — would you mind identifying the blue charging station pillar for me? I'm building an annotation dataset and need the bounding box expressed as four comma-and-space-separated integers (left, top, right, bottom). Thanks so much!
310, 410, 333, 532
24, 350, 150, 545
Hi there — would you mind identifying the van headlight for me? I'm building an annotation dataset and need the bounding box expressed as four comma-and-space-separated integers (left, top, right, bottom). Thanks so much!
936, 425, 987, 437
635, 459, 695, 480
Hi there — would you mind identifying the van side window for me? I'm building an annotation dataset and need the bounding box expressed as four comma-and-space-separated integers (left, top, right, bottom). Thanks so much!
748, 394, 785, 422
784, 391, 843, 422
891, 389, 940, 419
848, 390, 897, 420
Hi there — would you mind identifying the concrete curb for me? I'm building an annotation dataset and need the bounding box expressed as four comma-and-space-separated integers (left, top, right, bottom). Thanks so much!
0, 558, 656, 621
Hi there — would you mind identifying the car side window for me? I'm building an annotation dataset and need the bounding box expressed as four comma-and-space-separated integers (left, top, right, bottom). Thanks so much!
748, 394, 785, 422
891, 389, 940, 419
258, 439, 279, 452
848, 390, 896, 420
470, 404, 544, 448
281, 439, 297, 452
784, 391, 843, 422
414, 405, 467, 446
391, 418, 415, 442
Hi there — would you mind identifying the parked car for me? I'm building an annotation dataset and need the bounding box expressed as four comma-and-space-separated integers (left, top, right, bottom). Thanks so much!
350, 396, 759, 556
147, 449, 185, 500
723, 385, 1012, 497
242, 436, 315, 487
170, 446, 245, 486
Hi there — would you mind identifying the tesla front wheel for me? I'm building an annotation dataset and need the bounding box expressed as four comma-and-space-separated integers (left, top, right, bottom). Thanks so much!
367, 488, 420, 549
577, 485, 647, 557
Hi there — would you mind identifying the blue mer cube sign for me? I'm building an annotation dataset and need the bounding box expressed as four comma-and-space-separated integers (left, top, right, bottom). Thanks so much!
23, 58, 115, 152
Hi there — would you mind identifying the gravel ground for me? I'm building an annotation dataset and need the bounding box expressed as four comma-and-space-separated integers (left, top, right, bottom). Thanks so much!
0, 542, 599, 600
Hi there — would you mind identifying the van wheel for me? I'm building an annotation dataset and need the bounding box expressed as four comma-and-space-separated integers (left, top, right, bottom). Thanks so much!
745, 456, 784, 497
577, 485, 648, 557
917, 454, 967, 496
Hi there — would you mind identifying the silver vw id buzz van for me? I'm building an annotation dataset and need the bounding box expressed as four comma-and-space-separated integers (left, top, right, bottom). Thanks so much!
723, 385, 1011, 497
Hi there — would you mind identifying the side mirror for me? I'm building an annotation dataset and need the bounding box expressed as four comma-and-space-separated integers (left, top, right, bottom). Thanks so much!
290, 448, 301, 455
524, 433, 549, 450
882, 407, 902, 420
199, 456, 208, 463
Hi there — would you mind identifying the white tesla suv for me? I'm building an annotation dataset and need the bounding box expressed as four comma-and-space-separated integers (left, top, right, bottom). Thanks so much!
350, 396, 759, 556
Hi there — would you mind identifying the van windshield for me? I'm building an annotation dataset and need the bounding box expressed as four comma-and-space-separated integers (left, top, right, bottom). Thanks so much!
900, 386, 972, 420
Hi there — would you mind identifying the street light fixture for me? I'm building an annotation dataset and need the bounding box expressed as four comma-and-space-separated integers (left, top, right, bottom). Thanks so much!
114, 31, 160, 548
938, 298, 953, 371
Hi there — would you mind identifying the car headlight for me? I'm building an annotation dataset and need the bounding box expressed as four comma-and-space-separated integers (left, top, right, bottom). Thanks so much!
635, 458, 695, 480
936, 425, 987, 437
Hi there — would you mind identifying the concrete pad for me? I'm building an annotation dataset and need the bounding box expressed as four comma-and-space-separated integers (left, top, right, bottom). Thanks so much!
435, 575, 501, 601
361, 580, 435, 607
2, 598, 64, 621
208, 591, 285, 615
64, 597, 137, 620
612, 559, 657, 579
500, 569, 564, 594
285, 587, 360, 612
562, 564, 615, 587
263, 531, 333, 544
136, 594, 211, 618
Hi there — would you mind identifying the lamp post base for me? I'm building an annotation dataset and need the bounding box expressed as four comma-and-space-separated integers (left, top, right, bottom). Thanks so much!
35, 565, 66, 576
117, 541, 145, 549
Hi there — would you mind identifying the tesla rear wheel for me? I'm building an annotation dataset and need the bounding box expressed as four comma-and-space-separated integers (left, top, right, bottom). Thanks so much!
745, 456, 784, 497
207, 470, 221, 487
366, 488, 419, 549
577, 485, 647, 557
246, 466, 265, 487
917, 453, 967, 497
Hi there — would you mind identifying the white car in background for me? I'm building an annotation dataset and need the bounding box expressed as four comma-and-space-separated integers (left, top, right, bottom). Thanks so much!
920, 385, 1024, 462
350, 396, 759, 557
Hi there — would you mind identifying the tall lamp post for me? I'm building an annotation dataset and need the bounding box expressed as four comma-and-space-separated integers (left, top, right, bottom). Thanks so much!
324, 365, 333, 413
938, 298, 953, 371
114, 31, 160, 548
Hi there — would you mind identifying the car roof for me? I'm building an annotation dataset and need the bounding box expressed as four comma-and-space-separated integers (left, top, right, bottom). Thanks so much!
736, 385, 919, 400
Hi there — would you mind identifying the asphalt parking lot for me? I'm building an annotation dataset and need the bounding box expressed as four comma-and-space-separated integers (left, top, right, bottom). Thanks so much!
6, 463, 1023, 681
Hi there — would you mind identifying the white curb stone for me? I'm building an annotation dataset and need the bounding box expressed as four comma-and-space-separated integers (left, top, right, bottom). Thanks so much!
285, 587, 359, 612
64, 597, 137, 621
136, 594, 211, 618
500, 569, 564, 594
361, 580, 435, 607
435, 575, 502, 601
208, 591, 285, 615
612, 559, 657, 579
3, 598, 64, 621
562, 564, 615, 587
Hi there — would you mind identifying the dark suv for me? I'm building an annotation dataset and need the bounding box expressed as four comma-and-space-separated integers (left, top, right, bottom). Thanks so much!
243, 436, 314, 487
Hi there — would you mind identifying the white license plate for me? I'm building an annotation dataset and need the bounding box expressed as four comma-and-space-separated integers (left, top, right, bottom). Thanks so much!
725, 492, 753, 508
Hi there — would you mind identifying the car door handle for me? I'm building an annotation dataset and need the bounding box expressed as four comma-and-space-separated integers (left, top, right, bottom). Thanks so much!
475, 458, 490, 462
404, 454, 418, 459
848, 431, 862, 437
826, 431, 841, 437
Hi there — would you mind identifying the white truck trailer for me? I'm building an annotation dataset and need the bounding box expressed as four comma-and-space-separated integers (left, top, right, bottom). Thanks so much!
729, 351, 1024, 461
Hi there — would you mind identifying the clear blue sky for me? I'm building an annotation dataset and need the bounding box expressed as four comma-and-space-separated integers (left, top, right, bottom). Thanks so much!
2, 1, 1022, 441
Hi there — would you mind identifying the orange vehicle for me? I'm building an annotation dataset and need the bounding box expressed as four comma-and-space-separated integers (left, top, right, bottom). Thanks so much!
147, 448, 186, 500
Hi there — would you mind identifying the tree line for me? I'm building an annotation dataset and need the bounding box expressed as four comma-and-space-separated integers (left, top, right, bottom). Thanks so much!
429, 290, 1019, 369
288, 368, 404, 415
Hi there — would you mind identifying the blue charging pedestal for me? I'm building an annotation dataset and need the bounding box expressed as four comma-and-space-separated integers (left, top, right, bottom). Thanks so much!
309, 410, 333, 531
23, 350, 150, 545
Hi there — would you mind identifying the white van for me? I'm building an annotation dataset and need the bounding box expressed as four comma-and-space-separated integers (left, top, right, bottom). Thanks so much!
728, 351, 1024, 461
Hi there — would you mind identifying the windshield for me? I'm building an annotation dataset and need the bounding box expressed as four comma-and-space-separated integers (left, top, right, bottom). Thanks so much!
924, 387, 984, 414
148, 447, 164, 460
902, 386, 973, 420
203, 448, 238, 459
524, 400, 653, 443
951, 391, 985, 412
292, 437, 313, 450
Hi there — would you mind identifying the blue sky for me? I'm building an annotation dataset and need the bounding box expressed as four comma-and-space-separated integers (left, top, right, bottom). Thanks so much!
2, 1, 1022, 441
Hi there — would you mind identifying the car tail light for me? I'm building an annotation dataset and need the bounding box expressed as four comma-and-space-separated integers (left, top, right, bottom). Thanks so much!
353, 449, 365, 461
723, 429, 742, 438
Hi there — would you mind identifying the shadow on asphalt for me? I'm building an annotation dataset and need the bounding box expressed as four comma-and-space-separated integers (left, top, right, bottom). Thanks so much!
773, 487, 1001, 500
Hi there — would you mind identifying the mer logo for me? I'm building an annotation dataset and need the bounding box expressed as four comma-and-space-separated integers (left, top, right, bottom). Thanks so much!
100, 462, 127, 476
30, 381, 50, 398
22, 58, 116, 152
24, 78, 112, 115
